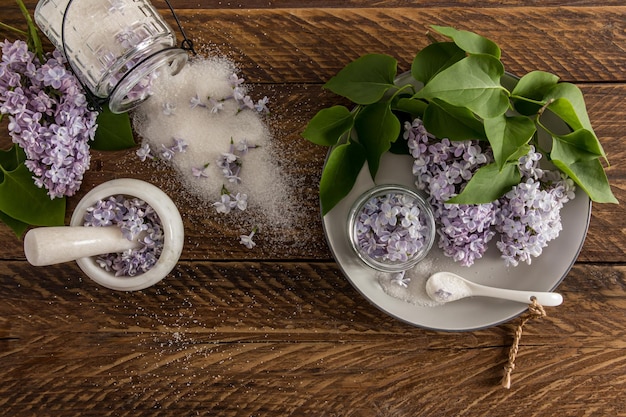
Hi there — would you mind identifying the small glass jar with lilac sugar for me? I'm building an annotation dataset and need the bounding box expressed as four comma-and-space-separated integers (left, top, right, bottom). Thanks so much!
348, 184, 436, 272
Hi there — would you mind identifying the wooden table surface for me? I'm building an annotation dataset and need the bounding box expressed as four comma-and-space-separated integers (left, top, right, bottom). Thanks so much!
2, 1, 626, 416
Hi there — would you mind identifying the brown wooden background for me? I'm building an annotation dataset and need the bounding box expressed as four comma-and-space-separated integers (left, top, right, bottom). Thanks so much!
1, 1, 625, 416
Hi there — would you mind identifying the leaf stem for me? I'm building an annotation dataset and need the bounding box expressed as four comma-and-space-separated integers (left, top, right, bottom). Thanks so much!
0, 21, 28, 36
15, 0, 44, 62
509, 94, 546, 106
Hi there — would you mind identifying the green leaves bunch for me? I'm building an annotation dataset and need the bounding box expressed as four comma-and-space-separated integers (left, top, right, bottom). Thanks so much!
1, 0, 135, 237
303, 25, 617, 215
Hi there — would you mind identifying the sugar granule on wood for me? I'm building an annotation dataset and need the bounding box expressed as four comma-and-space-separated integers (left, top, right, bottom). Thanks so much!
132, 56, 305, 245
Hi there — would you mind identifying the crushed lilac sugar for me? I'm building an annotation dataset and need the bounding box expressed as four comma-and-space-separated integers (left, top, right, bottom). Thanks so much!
83, 195, 164, 276
0, 40, 98, 199
354, 192, 431, 264
404, 118, 576, 268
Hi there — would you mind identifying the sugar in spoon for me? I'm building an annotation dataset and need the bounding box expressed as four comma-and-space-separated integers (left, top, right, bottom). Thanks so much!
425, 271, 563, 306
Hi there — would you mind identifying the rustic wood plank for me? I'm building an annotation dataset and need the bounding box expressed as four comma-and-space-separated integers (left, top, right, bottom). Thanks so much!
8, 0, 626, 10
0, 262, 625, 416
173, 7, 626, 83
2, 6, 626, 84
1, 262, 624, 342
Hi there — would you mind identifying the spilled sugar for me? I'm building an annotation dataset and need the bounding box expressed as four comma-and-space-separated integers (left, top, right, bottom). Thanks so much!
377, 258, 444, 308
132, 56, 306, 247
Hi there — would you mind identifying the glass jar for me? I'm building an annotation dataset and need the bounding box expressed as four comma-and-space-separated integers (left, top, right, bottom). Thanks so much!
348, 184, 436, 272
34, 0, 188, 113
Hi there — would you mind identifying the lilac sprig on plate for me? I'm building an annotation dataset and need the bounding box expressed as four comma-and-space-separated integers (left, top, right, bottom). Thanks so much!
406, 117, 576, 267
83, 195, 164, 276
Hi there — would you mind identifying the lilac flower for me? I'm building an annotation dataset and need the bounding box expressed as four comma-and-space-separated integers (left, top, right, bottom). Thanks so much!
162, 102, 176, 115
213, 194, 233, 214
232, 86, 246, 101
495, 152, 576, 266
0, 39, 97, 199
192, 164, 209, 178
229, 73, 245, 87
239, 227, 257, 249
160, 144, 175, 160
190, 94, 206, 109
84, 195, 164, 277
391, 270, 410, 288
354, 191, 431, 265
136, 143, 153, 161
254, 96, 270, 113
171, 138, 188, 153
232, 192, 248, 211
208, 97, 224, 113
404, 118, 575, 267
235, 138, 257, 154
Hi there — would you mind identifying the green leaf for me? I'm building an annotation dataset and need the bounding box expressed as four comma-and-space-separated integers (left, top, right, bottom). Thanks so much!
511, 70, 559, 115
544, 83, 598, 136
393, 97, 427, 118
554, 129, 605, 157
320, 141, 367, 215
423, 99, 487, 141
431, 25, 501, 58
354, 102, 400, 179
414, 55, 509, 119
324, 54, 398, 105
0, 160, 66, 226
0, 210, 29, 237
0, 142, 25, 171
411, 41, 465, 84
447, 162, 521, 204
550, 136, 617, 203
484, 114, 536, 169
512, 71, 560, 99
91, 105, 136, 151
303, 105, 354, 146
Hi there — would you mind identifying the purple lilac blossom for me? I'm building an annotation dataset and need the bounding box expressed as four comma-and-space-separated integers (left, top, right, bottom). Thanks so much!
83, 195, 164, 277
239, 227, 257, 249
0, 40, 97, 199
354, 192, 431, 264
404, 117, 575, 267
406, 118, 498, 266
495, 148, 576, 266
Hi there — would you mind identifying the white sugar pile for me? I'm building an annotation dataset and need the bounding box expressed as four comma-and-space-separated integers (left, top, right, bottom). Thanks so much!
132, 56, 303, 239
377, 258, 444, 307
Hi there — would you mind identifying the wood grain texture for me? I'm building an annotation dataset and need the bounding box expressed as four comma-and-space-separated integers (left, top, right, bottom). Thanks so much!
1, 1, 625, 416
174, 7, 626, 84
1, 262, 625, 416
9, 0, 626, 10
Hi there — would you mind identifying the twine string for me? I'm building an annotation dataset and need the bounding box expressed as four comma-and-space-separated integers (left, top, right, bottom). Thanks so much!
501, 297, 547, 389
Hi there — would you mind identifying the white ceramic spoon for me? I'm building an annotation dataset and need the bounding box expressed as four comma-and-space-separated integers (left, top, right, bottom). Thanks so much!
425, 271, 563, 306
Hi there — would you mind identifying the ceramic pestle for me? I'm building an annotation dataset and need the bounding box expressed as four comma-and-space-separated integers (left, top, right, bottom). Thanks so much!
24, 226, 142, 266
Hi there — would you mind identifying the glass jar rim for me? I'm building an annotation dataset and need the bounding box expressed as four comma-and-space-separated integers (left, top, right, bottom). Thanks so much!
347, 184, 436, 273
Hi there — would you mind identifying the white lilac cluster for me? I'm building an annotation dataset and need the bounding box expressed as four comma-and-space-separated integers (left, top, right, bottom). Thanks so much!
0, 40, 98, 198
83, 195, 164, 276
404, 117, 575, 267
354, 192, 431, 265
